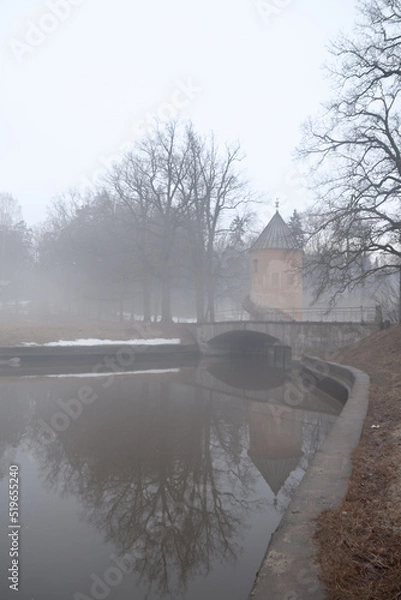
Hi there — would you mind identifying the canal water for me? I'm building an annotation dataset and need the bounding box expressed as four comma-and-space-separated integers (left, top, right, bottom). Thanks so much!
0, 357, 343, 600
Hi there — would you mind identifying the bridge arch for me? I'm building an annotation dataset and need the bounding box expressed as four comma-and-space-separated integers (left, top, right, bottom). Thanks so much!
187, 320, 379, 359
208, 330, 282, 355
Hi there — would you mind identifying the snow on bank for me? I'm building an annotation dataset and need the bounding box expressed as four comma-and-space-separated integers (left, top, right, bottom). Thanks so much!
22, 338, 182, 347
22, 368, 181, 379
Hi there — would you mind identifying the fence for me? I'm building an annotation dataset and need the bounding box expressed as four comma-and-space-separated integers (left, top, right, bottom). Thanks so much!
212, 306, 378, 323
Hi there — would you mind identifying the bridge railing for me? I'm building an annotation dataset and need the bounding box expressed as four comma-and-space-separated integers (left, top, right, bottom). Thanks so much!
212, 306, 378, 323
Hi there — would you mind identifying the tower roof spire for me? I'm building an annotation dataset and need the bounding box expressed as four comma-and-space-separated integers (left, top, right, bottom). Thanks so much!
250, 207, 296, 251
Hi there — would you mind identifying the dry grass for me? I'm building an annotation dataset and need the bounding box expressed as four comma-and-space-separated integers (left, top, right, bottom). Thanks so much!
315, 325, 401, 599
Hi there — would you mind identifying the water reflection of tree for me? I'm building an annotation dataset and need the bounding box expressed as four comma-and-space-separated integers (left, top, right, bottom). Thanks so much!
30, 380, 265, 597
0, 382, 32, 479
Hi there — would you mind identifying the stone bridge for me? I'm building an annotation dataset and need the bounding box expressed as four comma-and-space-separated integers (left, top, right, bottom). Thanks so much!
186, 320, 380, 359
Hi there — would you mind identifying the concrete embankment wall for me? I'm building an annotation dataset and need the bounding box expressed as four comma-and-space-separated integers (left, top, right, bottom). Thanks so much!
0, 344, 200, 376
0, 344, 199, 360
249, 356, 370, 600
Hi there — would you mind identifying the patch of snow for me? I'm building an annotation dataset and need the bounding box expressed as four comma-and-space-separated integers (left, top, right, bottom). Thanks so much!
173, 317, 197, 323
22, 368, 181, 379
22, 338, 182, 347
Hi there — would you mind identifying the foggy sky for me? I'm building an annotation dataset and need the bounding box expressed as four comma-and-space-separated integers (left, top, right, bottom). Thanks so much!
0, 0, 357, 225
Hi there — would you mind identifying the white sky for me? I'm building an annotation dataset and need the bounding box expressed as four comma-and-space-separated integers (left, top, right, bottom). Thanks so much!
0, 0, 358, 226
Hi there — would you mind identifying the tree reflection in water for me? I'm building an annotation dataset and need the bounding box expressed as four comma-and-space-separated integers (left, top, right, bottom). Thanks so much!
0, 381, 33, 479
29, 377, 266, 597
0, 363, 340, 599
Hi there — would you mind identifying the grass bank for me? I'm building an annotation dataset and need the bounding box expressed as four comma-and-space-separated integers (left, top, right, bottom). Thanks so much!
315, 325, 401, 599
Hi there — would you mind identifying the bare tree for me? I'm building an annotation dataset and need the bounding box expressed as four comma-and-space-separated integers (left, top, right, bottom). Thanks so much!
298, 0, 401, 320
109, 121, 254, 323
37, 123, 255, 323
184, 126, 253, 321
108, 121, 193, 322
0, 193, 23, 227
108, 156, 156, 321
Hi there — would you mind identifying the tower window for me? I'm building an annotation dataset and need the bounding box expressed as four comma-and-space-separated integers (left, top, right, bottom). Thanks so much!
253, 259, 258, 273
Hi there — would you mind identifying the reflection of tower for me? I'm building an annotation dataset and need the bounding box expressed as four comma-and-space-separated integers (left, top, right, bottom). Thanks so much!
245, 206, 303, 320
248, 402, 303, 497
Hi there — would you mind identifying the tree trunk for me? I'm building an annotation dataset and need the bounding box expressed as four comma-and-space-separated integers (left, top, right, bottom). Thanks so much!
206, 276, 215, 322
161, 275, 173, 323
399, 265, 401, 324
119, 296, 124, 323
142, 275, 151, 322
195, 279, 205, 323
194, 254, 206, 323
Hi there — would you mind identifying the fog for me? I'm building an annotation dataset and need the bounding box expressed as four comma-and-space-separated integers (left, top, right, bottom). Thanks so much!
1, 1, 397, 324
1, 0, 358, 226
0, 164, 395, 327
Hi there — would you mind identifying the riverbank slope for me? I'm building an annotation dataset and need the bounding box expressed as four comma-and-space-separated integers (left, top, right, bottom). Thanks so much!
315, 324, 401, 599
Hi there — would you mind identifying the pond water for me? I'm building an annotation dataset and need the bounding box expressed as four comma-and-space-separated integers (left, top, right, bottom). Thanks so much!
0, 357, 343, 600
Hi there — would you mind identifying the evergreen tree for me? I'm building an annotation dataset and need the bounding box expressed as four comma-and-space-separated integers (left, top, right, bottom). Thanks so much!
287, 209, 304, 250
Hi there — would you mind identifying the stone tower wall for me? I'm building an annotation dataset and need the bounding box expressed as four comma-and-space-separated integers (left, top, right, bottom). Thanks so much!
249, 248, 303, 316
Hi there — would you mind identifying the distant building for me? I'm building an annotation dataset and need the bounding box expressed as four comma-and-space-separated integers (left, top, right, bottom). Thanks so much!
244, 208, 303, 321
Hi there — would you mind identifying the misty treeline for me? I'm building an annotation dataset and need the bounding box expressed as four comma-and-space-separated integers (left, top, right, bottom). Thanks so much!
299, 0, 401, 321
1, 122, 259, 323
0, 193, 33, 312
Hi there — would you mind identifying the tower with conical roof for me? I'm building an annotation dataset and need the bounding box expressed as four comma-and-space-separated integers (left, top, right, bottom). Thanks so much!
245, 206, 303, 320
248, 402, 303, 498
